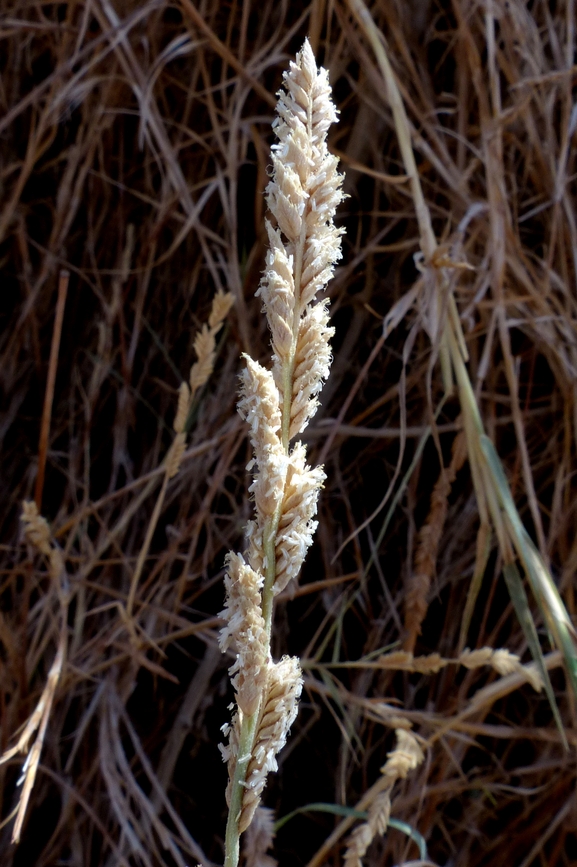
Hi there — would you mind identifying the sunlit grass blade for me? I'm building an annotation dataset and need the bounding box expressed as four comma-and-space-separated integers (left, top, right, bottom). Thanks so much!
502, 562, 567, 749
481, 435, 577, 704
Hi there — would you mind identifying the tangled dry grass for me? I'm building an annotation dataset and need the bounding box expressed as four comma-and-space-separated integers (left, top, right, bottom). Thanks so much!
1, 1, 577, 866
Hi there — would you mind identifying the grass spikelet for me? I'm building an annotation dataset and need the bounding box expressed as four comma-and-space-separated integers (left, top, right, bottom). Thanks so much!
186, 289, 235, 426
273, 443, 326, 595
219, 553, 269, 717
236, 656, 303, 834
127, 288, 233, 612
344, 729, 424, 867
404, 432, 466, 652
257, 37, 345, 448
173, 382, 191, 435
21, 500, 65, 582
243, 806, 278, 867
239, 357, 287, 520
372, 648, 543, 692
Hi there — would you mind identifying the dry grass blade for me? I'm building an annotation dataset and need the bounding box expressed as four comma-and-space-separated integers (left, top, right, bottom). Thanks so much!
0, 502, 68, 843
34, 270, 69, 511
243, 806, 278, 867
125, 288, 234, 617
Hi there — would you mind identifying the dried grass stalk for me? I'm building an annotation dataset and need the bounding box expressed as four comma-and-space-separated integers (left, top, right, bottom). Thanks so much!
404, 431, 467, 652
374, 647, 543, 691
169, 288, 234, 477
223, 656, 303, 834
344, 729, 424, 867
127, 288, 233, 615
0, 502, 68, 843
219, 39, 344, 867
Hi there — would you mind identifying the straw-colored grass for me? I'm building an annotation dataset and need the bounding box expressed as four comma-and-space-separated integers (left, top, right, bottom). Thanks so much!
1, 2, 577, 866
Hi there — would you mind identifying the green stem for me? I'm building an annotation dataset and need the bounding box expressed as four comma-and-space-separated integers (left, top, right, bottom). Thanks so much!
223, 512, 280, 867
223, 336, 299, 867
223, 708, 260, 867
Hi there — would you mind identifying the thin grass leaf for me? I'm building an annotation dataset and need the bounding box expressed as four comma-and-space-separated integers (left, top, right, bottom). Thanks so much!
458, 520, 491, 651
481, 435, 577, 706
502, 562, 567, 749
276, 804, 428, 860
388, 817, 428, 860
275, 803, 367, 832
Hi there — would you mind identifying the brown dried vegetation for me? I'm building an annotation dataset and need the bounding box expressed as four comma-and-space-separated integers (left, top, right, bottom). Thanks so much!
1, 2, 577, 867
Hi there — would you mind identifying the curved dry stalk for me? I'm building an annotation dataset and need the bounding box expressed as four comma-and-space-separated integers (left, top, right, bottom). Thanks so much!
300, 728, 424, 867
343, 729, 424, 867
404, 431, 467, 652
126, 289, 234, 617
219, 39, 344, 867
34, 270, 69, 511
0, 502, 68, 844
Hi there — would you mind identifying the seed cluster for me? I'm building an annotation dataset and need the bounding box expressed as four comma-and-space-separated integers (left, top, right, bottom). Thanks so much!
219, 39, 344, 841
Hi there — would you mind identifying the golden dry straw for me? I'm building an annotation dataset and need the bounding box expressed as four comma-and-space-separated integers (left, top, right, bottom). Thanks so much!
344, 728, 424, 867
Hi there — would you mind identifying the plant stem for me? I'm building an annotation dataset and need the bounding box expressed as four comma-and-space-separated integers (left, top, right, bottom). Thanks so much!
223, 284, 298, 867
223, 520, 279, 867
223, 707, 260, 867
